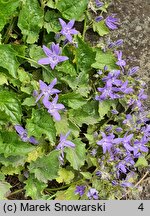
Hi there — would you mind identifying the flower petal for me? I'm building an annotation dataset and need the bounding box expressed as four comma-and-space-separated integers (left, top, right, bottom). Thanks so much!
15, 125, 26, 135
38, 58, 50, 65
42, 45, 52, 56
67, 19, 75, 29
39, 80, 47, 91
59, 18, 66, 28
52, 111, 61, 121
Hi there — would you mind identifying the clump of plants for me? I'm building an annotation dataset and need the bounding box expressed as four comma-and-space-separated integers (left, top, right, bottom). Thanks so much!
0, 0, 149, 200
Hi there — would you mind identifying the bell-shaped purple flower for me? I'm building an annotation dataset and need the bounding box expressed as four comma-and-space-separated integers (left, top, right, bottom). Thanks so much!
43, 94, 65, 121
95, 0, 104, 7
59, 18, 78, 43
15, 125, 38, 144
35, 78, 60, 103
56, 131, 75, 150
115, 50, 126, 69
105, 14, 120, 30
38, 43, 69, 69
87, 188, 99, 200
75, 185, 86, 196
97, 132, 115, 154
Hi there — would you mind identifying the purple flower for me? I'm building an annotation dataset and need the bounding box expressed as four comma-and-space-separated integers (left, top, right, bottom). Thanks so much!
113, 81, 133, 94
112, 180, 118, 186
116, 161, 127, 177
113, 133, 134, 152
87, 188, 99, 200
95, 170, 102, 177
124, 154, 135, 165
97, 132, 115, 154
56, 131, 75, 164
105, 125, 112, 132
38, 43, 69, 69
115, 127, 123, 133
59, 18, 78, 43
95, 16, 103, 22
90, 148, 97, 156
138, 89, 147, 100
75, 185, 86, 196
56, 131, 75, 151
108, 39, 123, 49
115, 39, 123, 46
115, 50, 126, 69
133, 137, 149, 156
128, 66, 139, 76
36, 78, 60, 103
102, 70, 122, 86
95, 0, 104, 7
123, 114, 132, 124
43, 95, 65, 121
97, 70, 103, 75
120, 181, 133, 188
111, 109, 119, 114
105, 14, 120, 30
15, 125, 38, 144
96, 80, 120, 101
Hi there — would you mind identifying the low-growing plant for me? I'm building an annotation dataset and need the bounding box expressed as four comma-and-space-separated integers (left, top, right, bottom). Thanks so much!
0, 0, 149, 200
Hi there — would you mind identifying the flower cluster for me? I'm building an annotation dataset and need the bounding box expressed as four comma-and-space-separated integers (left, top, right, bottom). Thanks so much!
95, 70, 133, 101
38, 18, 78, 70
35, 78, 65, 121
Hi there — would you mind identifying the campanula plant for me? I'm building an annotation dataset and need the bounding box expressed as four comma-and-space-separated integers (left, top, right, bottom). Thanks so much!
0, 0, 149, 200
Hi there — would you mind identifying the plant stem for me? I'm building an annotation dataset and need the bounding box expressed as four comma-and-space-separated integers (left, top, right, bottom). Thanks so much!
82, 13, 87, 40
6, 189, 24, 198
16, 54, 55, 78
45, 180, 82, 192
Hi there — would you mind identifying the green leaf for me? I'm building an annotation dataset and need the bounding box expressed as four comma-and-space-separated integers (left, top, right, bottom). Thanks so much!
46, 0, 56, 9
25, 174, 47, 199
56, 168, 74, 184
0, 154, 26, 167
0, 45, 20, 78
69, 101, 99, 126
59, 92, 87, 109
0, 73, 8, 85
0, 0, 20, 31
56, 0, 88, 21
0, 181, 11, 199
92, 49, 118, 70
135, 157, 148, 168
18, 0, 44, 43
65, 138, 86, 170
55, 185, 79, 200
17, 67, 31, 83
80, 172, 92, 179
93, 20, 109, 36
61, 71, 90, 97
22, 97, 36, 107
0, 90, 22, 124
29, 45, 45, 68
98, 100, 114, 120
26, 109, 56, 145
44, 10, 61, 33
55, 113, 80, 138
29, 150, 60, 183
76, 37, 96, 71
56, 61, 77, 76
1, 165, 23, 175
0, 131, 35, 158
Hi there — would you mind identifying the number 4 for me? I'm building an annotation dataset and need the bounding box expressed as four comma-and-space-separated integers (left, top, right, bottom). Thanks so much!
138, 203, 144, 211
